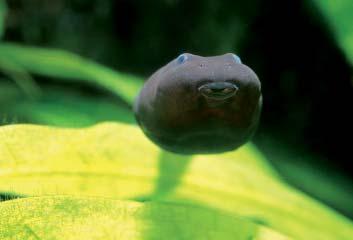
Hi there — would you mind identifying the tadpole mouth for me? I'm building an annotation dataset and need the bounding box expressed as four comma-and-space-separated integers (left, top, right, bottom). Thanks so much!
198, 82, 238, 100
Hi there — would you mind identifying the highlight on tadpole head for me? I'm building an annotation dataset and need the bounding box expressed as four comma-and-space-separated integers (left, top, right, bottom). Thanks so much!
198, 82, 238, 100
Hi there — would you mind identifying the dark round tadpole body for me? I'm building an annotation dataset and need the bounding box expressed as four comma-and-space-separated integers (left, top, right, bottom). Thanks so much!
134, 53, 262, 154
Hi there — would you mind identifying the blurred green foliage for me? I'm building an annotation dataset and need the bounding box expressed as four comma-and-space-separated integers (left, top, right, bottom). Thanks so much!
0, 1, 142, 126
0, 1, 6, 39
0, 83, 135, 127
258, 135, 353, 217
0, 43, 143, 104
314, 0, 353, 63
0, 41, 142, 126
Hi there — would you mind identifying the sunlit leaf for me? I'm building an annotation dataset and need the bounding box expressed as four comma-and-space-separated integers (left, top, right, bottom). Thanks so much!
0, 123, 352, 239
0, 43, 144, 104
0, 196, 264, 240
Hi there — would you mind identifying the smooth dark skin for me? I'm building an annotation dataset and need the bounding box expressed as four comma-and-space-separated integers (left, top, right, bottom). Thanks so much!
134, 53, 262, 154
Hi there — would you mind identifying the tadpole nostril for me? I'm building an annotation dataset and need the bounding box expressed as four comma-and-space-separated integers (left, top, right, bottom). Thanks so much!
221, 87, 234, 93
198, 82, 238, 100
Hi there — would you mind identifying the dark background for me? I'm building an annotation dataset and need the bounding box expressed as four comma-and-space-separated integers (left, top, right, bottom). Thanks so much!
2, 0, 353, 216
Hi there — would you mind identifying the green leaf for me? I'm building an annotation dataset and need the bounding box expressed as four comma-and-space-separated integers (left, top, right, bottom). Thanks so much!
0, 43, 144, 104
261, 137, 353, 217
0, 57, 41, 99
0, 196, 263, 240
0, 0, 7, 39
0, 123, 352, 239
0, 82, 134, 127
0, 81, 23, 107
313, 0, 353, 63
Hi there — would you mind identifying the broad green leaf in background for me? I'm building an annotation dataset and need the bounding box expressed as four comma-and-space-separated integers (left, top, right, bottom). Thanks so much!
0, 82, 135, 127
0, 196, 274, 240
0, 43, 144, 104
0, 57, 41, 99
11, 92, 135, 127
0, 0, 7, 39
0, 122, 352, 239
0, 81, 22, 107
313, 0, 353, 63
0, 42, 140, 127
258, 136, 353, 218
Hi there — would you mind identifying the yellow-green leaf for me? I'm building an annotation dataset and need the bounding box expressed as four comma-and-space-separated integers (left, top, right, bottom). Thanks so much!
0, 122, 352, 239
0, 196, 263, 240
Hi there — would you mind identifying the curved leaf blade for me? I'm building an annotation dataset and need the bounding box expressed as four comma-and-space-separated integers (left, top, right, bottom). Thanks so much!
0, 123, 352, 239
0, 196, 261, 240
0, 43, 144, 104
313, 0, 353, 63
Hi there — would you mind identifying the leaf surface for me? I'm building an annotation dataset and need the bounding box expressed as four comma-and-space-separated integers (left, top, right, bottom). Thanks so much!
0, 43, 144, 104
0, 84, 135, 127
0, 122, 352, 239
0, 196, 265, 240
313, 0, 353, 63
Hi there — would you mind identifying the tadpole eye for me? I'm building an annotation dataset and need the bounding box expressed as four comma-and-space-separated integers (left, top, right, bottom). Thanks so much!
231, 54, 242, 64
176, 53, 188, 64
